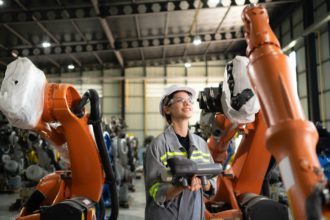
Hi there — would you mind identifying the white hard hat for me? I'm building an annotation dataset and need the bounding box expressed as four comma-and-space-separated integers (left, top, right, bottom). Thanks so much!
159, 85, 196, 116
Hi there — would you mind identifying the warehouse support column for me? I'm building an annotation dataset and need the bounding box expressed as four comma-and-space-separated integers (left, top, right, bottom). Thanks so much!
302, 0, 320, 122
121, 68, 125, 120
143, 65, 147, 138
205, 58, 208, 85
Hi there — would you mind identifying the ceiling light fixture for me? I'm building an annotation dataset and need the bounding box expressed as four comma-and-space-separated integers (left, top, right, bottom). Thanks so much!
221, 0, 231, 6
207, 0, 220, 8
235, 0, 245, 6
184, 62, 192, 68
0, 0, 4, 6
42, 42, 51, 48
193, 35, 202, 46
68, 64, 75, 70
11, 50, 18, 58
193, 17, 202, 46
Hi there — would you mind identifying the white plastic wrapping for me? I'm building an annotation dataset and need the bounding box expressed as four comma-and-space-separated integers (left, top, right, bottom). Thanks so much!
0, 57, 46, 129
221, 56, 260, 124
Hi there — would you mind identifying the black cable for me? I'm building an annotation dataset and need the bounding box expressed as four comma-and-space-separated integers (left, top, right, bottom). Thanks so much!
87, 89, 119, 220
200, 188, 203, 220
98, 197, 105, 220
24, 190, 45, 214
72, 93, 90, 118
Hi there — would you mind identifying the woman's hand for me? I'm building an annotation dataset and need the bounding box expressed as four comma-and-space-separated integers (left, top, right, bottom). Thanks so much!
186, 175, 202, 191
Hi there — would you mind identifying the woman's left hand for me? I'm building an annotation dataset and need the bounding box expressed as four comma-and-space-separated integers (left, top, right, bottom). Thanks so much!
186, 175, 202, 191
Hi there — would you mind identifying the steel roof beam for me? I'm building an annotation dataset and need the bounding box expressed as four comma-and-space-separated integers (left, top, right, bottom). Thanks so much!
126, 52, 242, 66
203, 6, 231, 57
45, 56, 60, 68
117, 31, 244, 50
134, 15, 145, 62
3, 24, 33, 46
14, 0, 60, 45
5, 43, 115, 57
67, 53, 82, 67
91, 0, 124, 68
118, 38, 245, 51
93, 51, 104, 65
182, 0, 202, 57
162, 13, 169, 60
4, 31, 243, 58
0, 0, 299, 24
57, 0, 104, 66
14, 0, 82, 67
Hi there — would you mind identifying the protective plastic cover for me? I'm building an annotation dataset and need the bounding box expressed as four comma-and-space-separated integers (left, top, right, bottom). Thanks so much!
0, 57, 46, 129
221, 56, 260, 124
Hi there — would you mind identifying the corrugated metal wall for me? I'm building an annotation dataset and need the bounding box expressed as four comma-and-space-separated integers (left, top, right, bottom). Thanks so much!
275, 0, 330, 130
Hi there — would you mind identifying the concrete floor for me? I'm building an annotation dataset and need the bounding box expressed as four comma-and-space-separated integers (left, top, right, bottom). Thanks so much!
0, 177, 146, 220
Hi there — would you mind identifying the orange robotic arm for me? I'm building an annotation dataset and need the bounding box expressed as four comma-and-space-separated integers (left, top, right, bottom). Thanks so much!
201, 5, 329, 220
242, 4, 326, 219
0, 58, 118, 220
36, 84, 104, 200
18, 83, 118, 220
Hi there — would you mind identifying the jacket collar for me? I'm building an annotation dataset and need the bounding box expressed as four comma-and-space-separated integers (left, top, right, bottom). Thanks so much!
164, 125, 198, 151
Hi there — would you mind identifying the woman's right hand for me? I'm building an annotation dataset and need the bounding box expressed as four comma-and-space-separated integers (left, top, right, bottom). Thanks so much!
186, 175, 202, 192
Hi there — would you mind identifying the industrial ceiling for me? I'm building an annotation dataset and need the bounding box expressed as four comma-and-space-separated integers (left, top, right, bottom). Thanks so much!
0, 0, 299, 74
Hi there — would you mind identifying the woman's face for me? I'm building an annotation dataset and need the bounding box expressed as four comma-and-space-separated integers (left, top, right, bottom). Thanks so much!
164, 91, 194, 122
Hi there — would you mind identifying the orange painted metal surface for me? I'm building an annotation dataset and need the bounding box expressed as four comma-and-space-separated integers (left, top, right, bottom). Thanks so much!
207, 114, 239, 163
205, 4, 326, 220
205, 112, 269, 219
243, 5, 325, 219
16, 83, 104, 220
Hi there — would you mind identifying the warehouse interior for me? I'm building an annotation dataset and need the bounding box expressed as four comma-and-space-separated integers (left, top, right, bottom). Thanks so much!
0, 0, 330, 219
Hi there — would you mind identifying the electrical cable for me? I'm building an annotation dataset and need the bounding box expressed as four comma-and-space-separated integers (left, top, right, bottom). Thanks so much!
75, 89, 119, 220
88, 89, 119, 220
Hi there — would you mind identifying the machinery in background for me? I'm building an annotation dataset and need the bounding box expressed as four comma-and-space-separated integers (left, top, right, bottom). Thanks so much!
101, 131, 115, 209
103, 116, 138, 209
0, 57, 118, 220
0, 114, 23, 192
8, 130, 64, 212
316, 123, 330, 179
0, 112, 67, 210
139, 135, 154, 168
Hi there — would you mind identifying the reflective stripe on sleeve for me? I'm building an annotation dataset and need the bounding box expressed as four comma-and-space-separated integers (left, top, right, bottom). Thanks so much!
190, 155, 210, 163
191, 150, 210, 162
160, 151, 188, 166
149, 182, 160, 201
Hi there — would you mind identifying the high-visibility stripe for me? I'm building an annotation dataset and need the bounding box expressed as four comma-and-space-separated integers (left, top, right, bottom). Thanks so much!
149, 182, 160, 200
160, 151, 187, 162
153, 185, 159, 200
190, 155, 210, 163
159, 150, 211, 166
191, 150, 210, 158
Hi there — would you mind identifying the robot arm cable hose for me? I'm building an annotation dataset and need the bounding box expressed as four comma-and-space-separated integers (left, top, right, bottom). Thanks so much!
78, 89, 119, 220
98, 197, 105, 220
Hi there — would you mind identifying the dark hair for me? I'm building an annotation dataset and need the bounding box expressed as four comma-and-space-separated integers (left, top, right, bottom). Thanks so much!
163, 91, 192, 124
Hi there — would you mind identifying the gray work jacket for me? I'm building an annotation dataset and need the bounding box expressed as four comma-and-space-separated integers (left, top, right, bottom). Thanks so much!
144, 126, 216, 220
